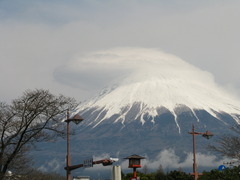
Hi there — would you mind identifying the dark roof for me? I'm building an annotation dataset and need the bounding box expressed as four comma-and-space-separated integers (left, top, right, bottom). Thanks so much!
124, 154, 145, 159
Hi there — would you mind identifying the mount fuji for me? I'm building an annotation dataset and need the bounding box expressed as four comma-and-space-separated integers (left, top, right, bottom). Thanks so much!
36, 48, 240, 173
76, 49, 240, 127
69, 48, 240, 160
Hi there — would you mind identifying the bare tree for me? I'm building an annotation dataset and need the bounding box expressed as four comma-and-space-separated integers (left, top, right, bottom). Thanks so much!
156, 164, 164, 174
209, 125, 240, 160
0, 89, 78, 179
142, 164, 149, 174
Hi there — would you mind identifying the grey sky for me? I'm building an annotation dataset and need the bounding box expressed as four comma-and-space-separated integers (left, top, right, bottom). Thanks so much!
1, 0, 240, 102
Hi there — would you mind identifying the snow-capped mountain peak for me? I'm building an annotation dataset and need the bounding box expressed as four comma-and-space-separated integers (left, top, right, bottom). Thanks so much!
76, 49, 240, 132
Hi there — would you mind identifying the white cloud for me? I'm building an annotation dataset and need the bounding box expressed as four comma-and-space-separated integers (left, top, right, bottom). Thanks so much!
124, 149, 233, 172
84, 149, 233, 173
0, 0, 240, 102
38, 158, 65, 172
54, 47, 209, 88
36, 150, 234, 175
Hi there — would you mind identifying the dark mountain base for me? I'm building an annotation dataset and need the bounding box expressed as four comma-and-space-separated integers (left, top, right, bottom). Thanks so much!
31, 109, 238, 176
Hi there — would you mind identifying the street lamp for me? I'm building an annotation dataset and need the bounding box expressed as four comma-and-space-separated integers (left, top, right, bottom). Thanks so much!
188, 125, 213, 180
65, 110, 84, 180
124, 154, 145, 180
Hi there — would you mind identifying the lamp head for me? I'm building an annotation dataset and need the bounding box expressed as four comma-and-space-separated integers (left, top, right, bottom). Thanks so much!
71, 114, 84, 124
202, 131, 213, 139
65, 114, 84, 124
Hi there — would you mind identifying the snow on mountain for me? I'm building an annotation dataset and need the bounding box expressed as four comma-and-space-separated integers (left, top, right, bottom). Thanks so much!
76, 48, 240, 132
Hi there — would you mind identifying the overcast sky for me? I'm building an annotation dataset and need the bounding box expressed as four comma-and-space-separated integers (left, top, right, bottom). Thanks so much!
1, 0, 240, 103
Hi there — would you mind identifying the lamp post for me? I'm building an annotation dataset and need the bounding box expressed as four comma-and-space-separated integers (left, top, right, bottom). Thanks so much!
188, 125, 213, 180
124, 154, 145, 180
65, 110, 84, 180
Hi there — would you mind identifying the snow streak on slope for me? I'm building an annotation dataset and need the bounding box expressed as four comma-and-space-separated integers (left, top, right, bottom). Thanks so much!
76, 48, 240, 131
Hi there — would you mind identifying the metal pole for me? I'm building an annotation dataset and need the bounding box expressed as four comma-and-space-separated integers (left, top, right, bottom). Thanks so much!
67, 110, 71, 180
133, 167, 137, 178
192, 125, 198, 180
